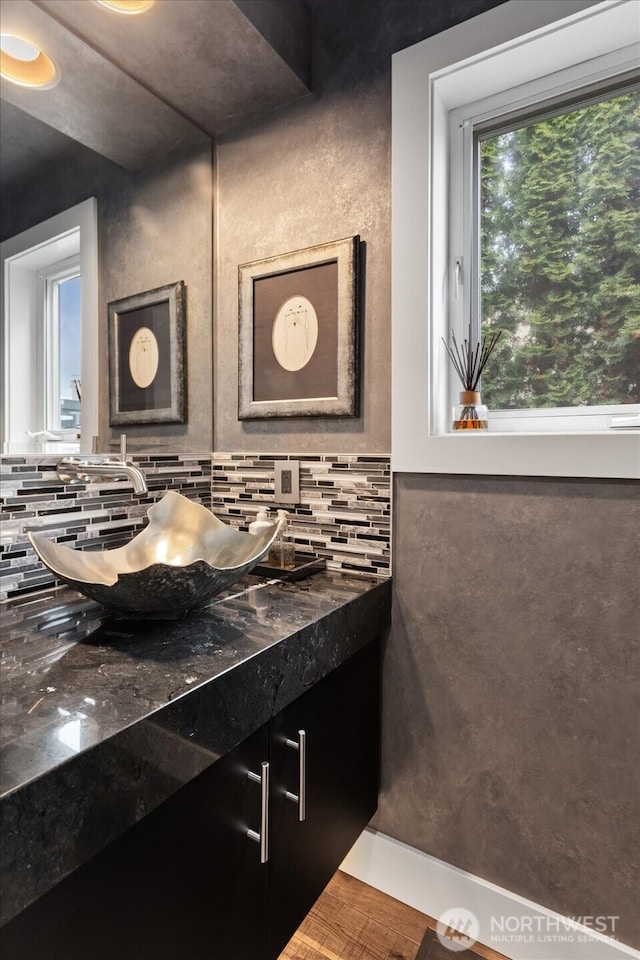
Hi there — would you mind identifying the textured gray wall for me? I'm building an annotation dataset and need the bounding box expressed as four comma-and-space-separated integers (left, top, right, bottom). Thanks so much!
214, 73, 390, 451
380, 475, 640, 948
99, 144, 213, 454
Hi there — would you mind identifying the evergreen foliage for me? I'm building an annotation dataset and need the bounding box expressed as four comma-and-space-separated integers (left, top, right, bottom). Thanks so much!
480, 88, 640, 409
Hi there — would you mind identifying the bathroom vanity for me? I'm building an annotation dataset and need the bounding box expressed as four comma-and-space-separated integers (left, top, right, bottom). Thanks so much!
0, 571, 391, 960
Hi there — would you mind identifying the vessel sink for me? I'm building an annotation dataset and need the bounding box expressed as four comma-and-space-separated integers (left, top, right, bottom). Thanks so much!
28, 491, 282, 619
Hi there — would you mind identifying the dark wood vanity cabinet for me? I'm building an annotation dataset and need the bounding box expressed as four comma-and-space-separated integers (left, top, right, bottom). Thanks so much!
0, 639, 380, 960
268, 637, 380, 958
0, 719, 271, 960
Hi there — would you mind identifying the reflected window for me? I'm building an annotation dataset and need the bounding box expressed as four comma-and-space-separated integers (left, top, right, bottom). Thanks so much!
1, 197, 98, 452
43, 260, 82, 432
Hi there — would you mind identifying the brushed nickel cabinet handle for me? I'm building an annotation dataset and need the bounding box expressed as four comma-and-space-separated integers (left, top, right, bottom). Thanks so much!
247, 761, 269, 863
285, 729, 307, 822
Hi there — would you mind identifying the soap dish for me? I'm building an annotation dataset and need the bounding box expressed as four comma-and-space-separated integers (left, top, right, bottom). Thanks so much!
252, 553, 326, 582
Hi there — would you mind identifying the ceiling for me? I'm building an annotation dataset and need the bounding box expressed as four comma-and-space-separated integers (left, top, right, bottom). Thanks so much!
0, 0, 311, 181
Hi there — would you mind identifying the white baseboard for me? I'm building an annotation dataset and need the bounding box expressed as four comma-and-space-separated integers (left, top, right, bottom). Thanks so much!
340, 829, 639, 960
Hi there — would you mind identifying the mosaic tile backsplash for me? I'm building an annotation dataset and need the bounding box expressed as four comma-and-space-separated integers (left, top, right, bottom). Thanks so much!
1, 455, 212, 600
211, 454, 391, 577
1, 452, 390, 602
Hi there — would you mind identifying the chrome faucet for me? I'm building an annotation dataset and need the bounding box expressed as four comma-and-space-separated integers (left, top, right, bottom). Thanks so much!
56, 436, 147, 494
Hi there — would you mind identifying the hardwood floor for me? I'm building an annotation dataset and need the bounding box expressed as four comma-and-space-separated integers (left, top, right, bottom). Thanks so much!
279, 871, 510, 960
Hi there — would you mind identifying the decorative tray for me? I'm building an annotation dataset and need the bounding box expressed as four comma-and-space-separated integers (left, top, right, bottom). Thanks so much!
252, 554, 326, 582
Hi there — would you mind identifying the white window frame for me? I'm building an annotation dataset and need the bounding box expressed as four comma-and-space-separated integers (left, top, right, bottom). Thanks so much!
391, 0, 640, 478
450, 55, 639, 432
1, 198, 98, 454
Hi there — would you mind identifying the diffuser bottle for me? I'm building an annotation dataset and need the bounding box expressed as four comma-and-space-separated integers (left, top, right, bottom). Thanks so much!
453, 391, 488, 430
443, 322, 501, 433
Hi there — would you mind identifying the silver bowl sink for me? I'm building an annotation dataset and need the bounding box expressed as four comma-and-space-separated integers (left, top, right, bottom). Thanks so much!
28, 491, 282, 619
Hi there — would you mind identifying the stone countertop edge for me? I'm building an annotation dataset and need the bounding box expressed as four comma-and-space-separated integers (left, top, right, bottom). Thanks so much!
0, 574, 391, 927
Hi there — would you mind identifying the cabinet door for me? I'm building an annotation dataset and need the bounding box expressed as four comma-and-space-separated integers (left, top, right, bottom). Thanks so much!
0, 721, 270, 960
267, 639, 380, 959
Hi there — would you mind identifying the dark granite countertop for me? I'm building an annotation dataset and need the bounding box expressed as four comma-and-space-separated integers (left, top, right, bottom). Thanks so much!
0, 572, 391, 926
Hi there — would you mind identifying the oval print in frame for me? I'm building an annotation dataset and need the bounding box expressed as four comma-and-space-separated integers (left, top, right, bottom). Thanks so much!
128, 326, 160, 388
272, 295, 319, 372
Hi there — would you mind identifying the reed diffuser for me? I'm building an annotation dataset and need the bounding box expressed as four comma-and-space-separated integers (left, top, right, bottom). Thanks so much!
443, 323, 501, 430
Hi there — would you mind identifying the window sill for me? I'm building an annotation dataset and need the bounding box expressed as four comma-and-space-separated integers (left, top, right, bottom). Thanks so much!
448, 429, 640, 437
393, 430, 640, 479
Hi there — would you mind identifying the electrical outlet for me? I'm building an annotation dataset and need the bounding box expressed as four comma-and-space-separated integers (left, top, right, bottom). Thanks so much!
274, 460, 300, 504
281, 469, 292, 495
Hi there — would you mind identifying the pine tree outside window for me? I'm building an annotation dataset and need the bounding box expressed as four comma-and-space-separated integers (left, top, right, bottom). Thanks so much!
477, 85, 639, 422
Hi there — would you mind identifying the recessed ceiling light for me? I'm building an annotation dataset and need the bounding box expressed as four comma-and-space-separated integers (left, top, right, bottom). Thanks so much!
0, 34, 59, 89
96, 0, 156, 13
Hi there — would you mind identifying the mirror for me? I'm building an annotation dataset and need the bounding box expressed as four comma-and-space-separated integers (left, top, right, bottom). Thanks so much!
1, 123, 215, 456
1, 0, 311, 454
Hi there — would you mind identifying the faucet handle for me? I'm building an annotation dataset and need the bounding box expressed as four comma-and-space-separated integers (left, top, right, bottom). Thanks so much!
120, 433, 128, 463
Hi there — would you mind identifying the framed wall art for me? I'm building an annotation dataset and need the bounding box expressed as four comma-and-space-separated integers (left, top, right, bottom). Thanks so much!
108, 281, 186, 426
238, 236, 360, 419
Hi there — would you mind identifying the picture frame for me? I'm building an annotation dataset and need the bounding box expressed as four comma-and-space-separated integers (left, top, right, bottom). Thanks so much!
108, 281, 186, 426
238, 236, 360, 419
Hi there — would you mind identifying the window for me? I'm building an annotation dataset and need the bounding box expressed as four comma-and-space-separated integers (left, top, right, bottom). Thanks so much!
392, 0, 640, 478
450, 55, 639, 432
479, 87, 638, 420
1, 198, 98, 453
